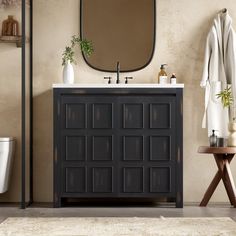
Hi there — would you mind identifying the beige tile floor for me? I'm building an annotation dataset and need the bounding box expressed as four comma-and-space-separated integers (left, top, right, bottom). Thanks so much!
0, 203, 236, 224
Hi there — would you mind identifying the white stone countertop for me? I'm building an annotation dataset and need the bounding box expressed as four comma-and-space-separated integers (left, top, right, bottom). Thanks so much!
52, 83, 184, 88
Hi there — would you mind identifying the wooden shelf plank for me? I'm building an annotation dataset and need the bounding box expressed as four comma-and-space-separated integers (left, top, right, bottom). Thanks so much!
0, 36, 29, 48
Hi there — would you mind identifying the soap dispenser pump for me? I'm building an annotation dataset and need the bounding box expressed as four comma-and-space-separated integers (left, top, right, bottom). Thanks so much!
158, 64, 168, 84
209, 130, 217, 147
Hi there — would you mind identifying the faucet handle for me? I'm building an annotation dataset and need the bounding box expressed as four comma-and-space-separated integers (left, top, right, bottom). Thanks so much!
104, 76, 112, 84
125, 76, 133, 84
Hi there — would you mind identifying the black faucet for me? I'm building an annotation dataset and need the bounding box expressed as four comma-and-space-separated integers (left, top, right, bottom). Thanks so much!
116, 61, 120, 84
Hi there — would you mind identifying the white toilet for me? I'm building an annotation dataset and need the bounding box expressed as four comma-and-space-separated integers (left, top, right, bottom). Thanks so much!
0, 137, 15, 194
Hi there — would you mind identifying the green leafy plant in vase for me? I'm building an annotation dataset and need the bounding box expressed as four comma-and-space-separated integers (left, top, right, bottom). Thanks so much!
62, 36, 93, 84
216, 86, 236, 146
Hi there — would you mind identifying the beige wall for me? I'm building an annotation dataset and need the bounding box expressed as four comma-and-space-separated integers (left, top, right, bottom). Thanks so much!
0, 6, 30, 203
0, 8, 21, 202
1, 0, 236, 203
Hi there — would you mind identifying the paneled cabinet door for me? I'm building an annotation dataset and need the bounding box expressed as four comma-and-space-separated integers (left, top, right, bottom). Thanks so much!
60, 95, 118, 195
117, 95, 176, 196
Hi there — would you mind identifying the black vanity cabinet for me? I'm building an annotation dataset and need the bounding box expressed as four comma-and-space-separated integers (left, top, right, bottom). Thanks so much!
53, 87, 183, 207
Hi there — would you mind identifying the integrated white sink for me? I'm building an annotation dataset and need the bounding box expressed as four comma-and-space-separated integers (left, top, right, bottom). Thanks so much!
53, 83, 184, 88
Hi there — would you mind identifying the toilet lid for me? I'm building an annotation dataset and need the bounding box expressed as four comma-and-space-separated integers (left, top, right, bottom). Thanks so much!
0, 137, 15, 142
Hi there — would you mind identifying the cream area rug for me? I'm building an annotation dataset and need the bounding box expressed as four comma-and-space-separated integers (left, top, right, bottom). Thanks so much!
0, 217, 236, 236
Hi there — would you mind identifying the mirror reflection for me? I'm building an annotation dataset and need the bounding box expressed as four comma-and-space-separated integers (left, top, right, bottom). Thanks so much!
80, 0, 156, 72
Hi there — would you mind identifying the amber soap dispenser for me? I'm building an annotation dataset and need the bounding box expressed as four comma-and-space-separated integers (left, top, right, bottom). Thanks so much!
158, 64, 168, 84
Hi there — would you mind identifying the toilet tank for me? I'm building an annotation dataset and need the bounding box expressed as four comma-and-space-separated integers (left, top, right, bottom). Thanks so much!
0, 137, 15, 194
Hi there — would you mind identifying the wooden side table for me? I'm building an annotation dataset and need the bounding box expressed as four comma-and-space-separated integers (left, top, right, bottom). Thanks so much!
198, 146, 236, 207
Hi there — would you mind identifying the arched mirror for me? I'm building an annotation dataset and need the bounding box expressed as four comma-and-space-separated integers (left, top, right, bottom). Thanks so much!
80, 0, 156, 72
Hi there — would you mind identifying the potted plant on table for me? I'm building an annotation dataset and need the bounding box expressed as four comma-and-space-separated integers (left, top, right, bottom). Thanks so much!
62, 35, 93, 84
216, 87, 236, 146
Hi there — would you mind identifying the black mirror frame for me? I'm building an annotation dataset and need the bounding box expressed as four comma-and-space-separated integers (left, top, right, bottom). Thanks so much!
80, 0, 156, 73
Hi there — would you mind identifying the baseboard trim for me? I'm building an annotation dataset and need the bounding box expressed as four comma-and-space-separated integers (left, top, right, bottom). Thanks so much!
0, 202, 232, 208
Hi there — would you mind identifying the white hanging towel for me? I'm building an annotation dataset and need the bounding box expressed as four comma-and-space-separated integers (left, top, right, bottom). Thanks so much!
200, 10, 236, 137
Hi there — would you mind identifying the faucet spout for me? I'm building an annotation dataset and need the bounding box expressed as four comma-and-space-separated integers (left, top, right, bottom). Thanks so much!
116, 61, 120, 84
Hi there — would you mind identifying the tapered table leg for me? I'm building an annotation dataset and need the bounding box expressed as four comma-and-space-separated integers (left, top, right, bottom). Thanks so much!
200, 171, 221, 206
200, 154, 234, 207
199, 154, 234, 207
214, 154, 236, 207
198, 147, 236, 207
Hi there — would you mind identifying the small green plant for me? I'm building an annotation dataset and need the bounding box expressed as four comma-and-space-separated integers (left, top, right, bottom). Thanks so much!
62, 35, 93, 66
216, 86, 233, 108
62, 47, 75, 65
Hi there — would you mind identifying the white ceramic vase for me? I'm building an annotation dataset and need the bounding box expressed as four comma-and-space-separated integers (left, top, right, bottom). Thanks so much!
63, 60, 74, 84
228, 122, 236, 147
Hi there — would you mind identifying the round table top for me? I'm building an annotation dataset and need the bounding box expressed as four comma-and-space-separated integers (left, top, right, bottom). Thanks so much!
198, 146, 236, 154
